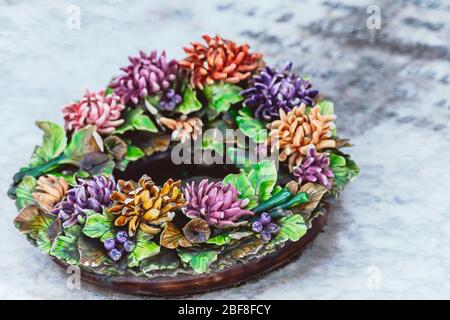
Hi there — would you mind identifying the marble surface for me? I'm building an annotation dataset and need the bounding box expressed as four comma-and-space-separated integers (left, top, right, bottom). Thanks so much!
1, 0, 450, 299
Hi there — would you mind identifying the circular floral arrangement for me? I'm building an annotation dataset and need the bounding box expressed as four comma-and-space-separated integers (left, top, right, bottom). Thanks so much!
9, 35, 359, 284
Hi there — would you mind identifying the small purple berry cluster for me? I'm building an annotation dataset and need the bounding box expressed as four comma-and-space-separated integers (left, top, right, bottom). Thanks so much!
293, 147, 334, 188
158, 88, 183, 111
104, 231, 135, 261
252, 213, 279, 242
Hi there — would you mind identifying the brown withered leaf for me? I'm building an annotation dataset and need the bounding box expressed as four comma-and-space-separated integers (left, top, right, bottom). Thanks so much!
13, 205, 54, 239
47, 218, 62, 242
79, 152, 111, 174
231, 238, 265, 260
104, 135, 128, 160
183, 218, 211, 244
295, 183, 328, 213
160, 222, 192, 249
32, 175, 68, 214
285, 180, 299, 195
78, 235, 108, 267
334, 138, 353, 149
140, 134, 171, 156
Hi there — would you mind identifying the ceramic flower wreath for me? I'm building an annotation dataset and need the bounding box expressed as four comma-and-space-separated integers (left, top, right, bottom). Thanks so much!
9, 35, 359, 277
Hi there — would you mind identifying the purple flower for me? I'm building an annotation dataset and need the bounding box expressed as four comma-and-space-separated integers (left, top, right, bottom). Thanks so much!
252, 212, 279, 242
182, 179, 254, 228
110, 51, 181, 110
293, 147, 334, 188
241, 62, 319, 121
52, 176, 116, 228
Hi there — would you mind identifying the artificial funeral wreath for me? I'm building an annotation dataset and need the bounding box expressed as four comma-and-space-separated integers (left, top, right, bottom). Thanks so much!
9, 35, 359, 277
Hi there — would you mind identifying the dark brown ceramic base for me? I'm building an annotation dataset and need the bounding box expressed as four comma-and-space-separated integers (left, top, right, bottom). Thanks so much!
54, 208, 329, 296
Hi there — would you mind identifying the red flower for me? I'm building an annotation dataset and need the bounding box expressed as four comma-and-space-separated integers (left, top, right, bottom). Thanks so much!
63, 90, 125, 135
180, 35, 262, 89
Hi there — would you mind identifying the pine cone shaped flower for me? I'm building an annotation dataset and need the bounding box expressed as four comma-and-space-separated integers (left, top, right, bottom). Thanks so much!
180, 35, 262, 89
268, 104, 336, 171
108, 175, 186, 237
32, 175, 69, 214
241, 62, 319, 121
110, 51, 181, 109
293, 146, 334, 188
52, 176, 116, 228
160, 115, 203, 143
63, 90, 125, 135
182, 179, 254, 228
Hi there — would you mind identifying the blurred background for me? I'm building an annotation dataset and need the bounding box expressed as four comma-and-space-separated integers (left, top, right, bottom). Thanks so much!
1, 0, 450, 299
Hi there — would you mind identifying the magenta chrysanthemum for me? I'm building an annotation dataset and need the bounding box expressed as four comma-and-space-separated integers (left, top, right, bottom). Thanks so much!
110, 51, 181, 109
293, 147, 334, 188
62, 90, 125, 135
182, 179, 254, 228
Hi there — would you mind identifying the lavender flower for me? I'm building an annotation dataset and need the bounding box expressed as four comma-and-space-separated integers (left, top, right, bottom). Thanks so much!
52, 176, 116, 228
293, 147, 334, 188
182, 179, 254, 228
241, 62, 319, 121
110, 51, 181, 109
252, 212, 279, 242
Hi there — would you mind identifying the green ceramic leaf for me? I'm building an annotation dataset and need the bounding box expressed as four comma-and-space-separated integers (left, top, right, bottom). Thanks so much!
77, 235, 108, 267
237, 119, 268, 143
124, 145, 145, 161
235, 108, 268, 143
51, 234, 79, 265
204, 83, 243, 114
176, 85, 202, 114
178, 250, 217, 274
127, 230, 160, 268
15, 176, 36, 210
317, 100, 334, 115
48, 171, 89, 186
246, 160, 278, 201
329, 152, 360, 189
104, 87, 114, 95
36, 229, 53, 254
202, 138, 224, 155
116, 159, 130, 171
276, 214, 308, 242
29, 121, 67, 168
317, 100, 336, 135
223, 172, 257, 209
82, 211, 116, 241
206, 234, 232, 246
226, 147, 252, 170
65, 224, 83, 238
329, 153, 346, 167
115, 108, 158, 134
99, 158, 115, 177
140, 252, 179, 273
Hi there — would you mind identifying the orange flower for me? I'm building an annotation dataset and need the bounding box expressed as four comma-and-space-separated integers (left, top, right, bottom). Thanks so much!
268, 105, 336, 171
108, 176, 186, 237
180, 35, 263, 89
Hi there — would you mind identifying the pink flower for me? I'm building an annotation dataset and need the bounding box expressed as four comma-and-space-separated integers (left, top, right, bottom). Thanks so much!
182, 179, 254, 228
63, 90, 125, 135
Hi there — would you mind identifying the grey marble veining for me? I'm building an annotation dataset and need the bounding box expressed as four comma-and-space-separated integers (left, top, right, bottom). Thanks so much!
1, 0, 450, 299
